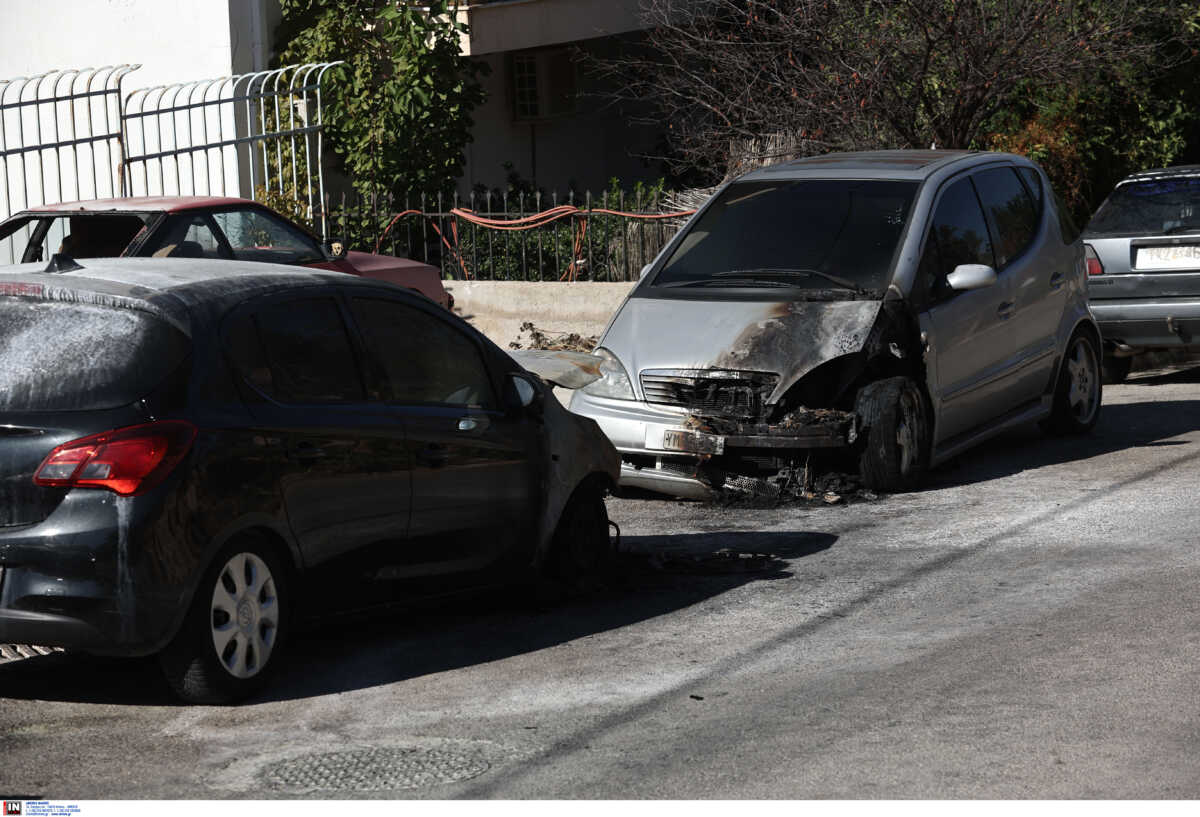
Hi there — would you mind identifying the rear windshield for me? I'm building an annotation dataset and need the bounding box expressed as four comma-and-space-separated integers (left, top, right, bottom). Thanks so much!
1087, 177, 1200, 237
0, 299, 189, 412
651, 179, 918, 296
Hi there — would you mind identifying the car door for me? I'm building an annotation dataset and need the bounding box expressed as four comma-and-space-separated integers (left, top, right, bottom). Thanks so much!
972, 165, 1061, 404
919, 173, 1021, 444
347, 294, 541, 582
224, 292, 413, 597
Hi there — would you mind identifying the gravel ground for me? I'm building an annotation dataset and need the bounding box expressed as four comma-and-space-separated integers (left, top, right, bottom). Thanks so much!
2, 365, 1199, 798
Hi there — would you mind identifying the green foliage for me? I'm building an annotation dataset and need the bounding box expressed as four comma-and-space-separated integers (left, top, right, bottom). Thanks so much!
984, 1, 1200, 222
275, 0, 487, 199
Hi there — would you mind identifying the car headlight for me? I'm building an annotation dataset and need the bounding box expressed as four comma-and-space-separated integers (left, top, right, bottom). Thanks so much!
582, 347, 635, 400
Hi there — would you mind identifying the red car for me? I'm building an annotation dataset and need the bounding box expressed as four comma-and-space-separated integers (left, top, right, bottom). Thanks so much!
0, 196, 451, 308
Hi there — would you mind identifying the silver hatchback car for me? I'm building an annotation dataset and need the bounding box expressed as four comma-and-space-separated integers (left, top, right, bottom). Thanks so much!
1084, 166, 1200, 383
570, 150, 1101, 498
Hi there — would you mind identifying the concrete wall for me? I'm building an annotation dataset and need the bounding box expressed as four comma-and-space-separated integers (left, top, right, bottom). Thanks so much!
447, 280, 636, 349
460, 36, 665, 193
463, 0, 645, 56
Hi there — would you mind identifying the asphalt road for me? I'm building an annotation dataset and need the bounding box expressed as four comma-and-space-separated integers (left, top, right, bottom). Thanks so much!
2, 366, 1199, 799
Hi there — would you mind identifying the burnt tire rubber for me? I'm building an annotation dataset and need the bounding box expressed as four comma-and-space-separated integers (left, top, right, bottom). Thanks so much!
855, 376, 931, 493
1042, 330, 1102, 435
544, 486, 612, 596
1102, 354, 1132, 385
158, 538, 290, 705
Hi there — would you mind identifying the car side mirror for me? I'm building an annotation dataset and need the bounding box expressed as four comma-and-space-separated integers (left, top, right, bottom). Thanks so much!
946, 263, 997, 291
639, 263, 653, 280
505, 371, 544, 418
323, 237, 348, 261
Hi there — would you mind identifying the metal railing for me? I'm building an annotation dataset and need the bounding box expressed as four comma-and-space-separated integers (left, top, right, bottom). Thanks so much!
0, 65, 139, 246
315, 189, 694, 281
121, 62, 343, 234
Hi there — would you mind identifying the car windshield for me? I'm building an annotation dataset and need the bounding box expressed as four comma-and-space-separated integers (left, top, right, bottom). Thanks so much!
651, 179, 918, 295
1087, 177, 1200, 237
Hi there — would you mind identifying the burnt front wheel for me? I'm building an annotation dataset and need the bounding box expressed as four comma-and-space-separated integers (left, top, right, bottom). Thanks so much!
855, 376, 931, 493
544, 485, 613, 594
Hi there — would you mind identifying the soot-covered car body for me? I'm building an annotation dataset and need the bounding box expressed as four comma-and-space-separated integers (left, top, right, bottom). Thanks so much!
0, 257, 617, 702
0, 196, 451, 308
570, 150, 1101, 498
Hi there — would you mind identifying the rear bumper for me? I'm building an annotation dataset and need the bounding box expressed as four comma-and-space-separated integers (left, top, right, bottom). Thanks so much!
0, 492, 182, 656
1090, 298, 1200, 350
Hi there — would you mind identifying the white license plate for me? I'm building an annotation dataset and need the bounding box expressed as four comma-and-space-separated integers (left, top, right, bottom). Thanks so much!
1135, 245, 1200, 270
660, 428, 724, 455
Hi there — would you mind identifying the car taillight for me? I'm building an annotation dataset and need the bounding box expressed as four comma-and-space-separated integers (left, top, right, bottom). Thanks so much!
1085, 244, 1104, 276
34, 421, 197, 496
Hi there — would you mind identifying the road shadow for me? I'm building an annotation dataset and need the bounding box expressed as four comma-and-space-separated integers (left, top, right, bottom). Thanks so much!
0, 530, 835, 706
929, 397, 1200, 488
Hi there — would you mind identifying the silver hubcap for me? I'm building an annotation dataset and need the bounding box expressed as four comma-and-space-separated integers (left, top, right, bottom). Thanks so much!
210, 552, 279, 679
896, 390, 920, 475
1066, 338, 1099, 423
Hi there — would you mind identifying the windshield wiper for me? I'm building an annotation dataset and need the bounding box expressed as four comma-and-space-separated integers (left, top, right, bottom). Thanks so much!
713, 267, 866, 294
661, 277, 796, 289
1161, 225, 1200, 236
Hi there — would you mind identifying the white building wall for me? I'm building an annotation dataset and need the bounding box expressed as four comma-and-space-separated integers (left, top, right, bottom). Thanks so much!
0, 0, 279, 217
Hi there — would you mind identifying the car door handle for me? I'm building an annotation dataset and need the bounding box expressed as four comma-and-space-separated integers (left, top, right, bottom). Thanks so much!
1049, 272, 1065, 291
290, 441, 327, 462
456, 416, 490, 433
997, 300, 1015, 319
417, 443, 450, 468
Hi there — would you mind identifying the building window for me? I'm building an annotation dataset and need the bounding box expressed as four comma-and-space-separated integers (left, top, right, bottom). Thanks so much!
513, 54, 540, 119
511, 49, 576, 122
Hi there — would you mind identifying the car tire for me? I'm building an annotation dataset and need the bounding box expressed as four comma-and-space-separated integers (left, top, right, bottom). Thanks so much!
855, 376, 931, 493
1101, 354, 1132, 385
1042, 329, 1102, 435
159, 537, 291, 705
544, 484, 612, 594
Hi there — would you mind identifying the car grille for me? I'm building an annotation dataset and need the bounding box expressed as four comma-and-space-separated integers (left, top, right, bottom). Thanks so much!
639, 369, 779, 419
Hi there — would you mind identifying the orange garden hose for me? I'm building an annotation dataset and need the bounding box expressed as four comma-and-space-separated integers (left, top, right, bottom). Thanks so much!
374, 204, 697, 280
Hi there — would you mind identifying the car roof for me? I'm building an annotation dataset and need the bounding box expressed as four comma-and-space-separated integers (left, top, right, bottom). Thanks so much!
1116, 165, 1200, 186
19, 196, 256, 214
738, 149, 1002, 182
0, 257, 400, 335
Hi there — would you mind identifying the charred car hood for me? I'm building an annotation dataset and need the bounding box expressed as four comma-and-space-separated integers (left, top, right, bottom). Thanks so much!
603, 295, 882, 401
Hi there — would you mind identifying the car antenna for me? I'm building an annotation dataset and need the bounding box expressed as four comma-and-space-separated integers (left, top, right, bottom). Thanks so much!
44, 253, 84, 273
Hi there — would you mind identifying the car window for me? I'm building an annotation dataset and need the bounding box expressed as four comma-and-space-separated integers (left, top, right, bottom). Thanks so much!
1085, 177, 1200, 237
140, 213, 230, 259
1017, 167, 1043, 209
929, 176, 996, 280
350, 297, 497, 409
229, 297, 366, 404
0, 216, 43, 264
0, 214, 147, 263
212, 208, 324, 265
652, 179, 918, 295
0, 299, 189, 412
972, 167, 1039, 268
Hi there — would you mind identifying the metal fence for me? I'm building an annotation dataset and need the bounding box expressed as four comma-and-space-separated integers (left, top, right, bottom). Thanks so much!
0, 65, 138, 248
0, 62, 342, 251
122, 62, 342, 234
313, 189, 695, 282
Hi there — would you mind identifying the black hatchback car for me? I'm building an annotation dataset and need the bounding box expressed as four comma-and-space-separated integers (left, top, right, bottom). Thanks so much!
0, 257, 619, 703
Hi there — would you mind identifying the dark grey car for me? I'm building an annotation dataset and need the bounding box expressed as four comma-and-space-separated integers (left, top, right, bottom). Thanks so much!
1084, 166, 1200, 382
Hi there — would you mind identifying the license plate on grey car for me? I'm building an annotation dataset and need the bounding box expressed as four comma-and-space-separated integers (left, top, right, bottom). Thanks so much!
661, 429, 725, 455
1135, 245, 1200, 270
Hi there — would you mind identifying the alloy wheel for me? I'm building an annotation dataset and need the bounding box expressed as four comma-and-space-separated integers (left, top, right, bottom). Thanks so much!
1066, 337, 1100, 425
